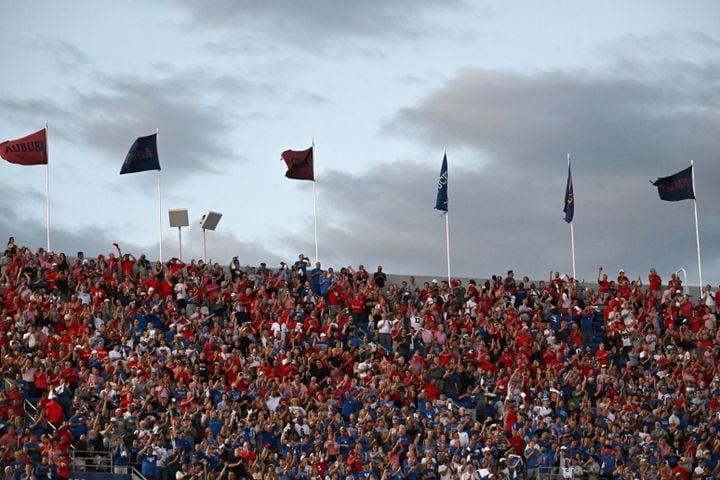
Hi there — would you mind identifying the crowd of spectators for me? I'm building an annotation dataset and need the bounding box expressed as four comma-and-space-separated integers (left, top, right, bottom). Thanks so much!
0, 236, 720, 480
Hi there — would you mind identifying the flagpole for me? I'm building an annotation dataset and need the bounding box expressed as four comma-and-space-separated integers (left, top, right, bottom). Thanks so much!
570, 222, 576, 280
312, 139, 319, 263
44, 121, 51, 251
568, 153, 576, 280
443, 148, 451, 285
157, 128, 163, 263
445, 211, 451, 285
691, 160, 702, 288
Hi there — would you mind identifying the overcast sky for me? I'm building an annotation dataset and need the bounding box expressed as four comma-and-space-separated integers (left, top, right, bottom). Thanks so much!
1, 1, 719, 285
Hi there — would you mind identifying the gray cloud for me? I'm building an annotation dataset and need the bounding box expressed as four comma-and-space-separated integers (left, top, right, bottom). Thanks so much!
167, 0, 467, 51
35, 37, 89, 72
0, 98, 69, 128
388, 65, 720, 177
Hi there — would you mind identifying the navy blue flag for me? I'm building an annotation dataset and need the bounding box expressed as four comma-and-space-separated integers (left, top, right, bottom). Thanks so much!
435, 154, 448, 212
563, 160, 574, 223
120, 134, 160, 174
652, 166, 695, 201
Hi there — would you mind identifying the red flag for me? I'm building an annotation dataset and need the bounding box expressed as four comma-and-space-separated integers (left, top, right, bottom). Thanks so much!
0, 129, 48, 166
281, 147, 314, 181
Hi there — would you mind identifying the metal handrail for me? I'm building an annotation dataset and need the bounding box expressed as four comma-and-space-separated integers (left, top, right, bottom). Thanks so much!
7, 376, 60, 440
70, 449, 112, 470
22, 396, 75, 450
532, 467, 564, 479
675, 268, 689, 296
5, 377, 147, 480
69, 449, 147, 480
130, 466, 148, 480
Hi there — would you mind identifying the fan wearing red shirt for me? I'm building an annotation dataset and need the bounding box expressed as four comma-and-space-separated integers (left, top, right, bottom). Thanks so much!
551, 271, 566, 291
597, 268, 610, 300
327, 283, 344, 313
678, 296, 693, 319
5, 384, 24, 418
349, 293, 365, 325
689, 307, 704, 333
617, 280, 631, 300
60, 361, 79, 389
239, 441, 257, 463
166, 257, 186, 278
668, 273, 683, 296
43, 397, 64, 425
648, 268, 662, 295
515, 325, 532, 348
503, 402, 519, 432
630, 287, 643, 308
595, 343, 609, 367
568, 324, 582, 346
158, 277, 173, 299
106, 253, 119, 274
237, 288, 254, 313
671, 464, 690, 480
120, 253, 137, 278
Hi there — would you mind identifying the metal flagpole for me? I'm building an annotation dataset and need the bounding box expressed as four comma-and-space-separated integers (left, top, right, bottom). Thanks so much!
443, 148, 451, 284
44, 121, 51, 251
570, 222, 576, 280
691, 160, 703, 288
156, 128, 163, 262
568, 154, 576, 280
312, 139, 319, 263
445, 211, 451, 285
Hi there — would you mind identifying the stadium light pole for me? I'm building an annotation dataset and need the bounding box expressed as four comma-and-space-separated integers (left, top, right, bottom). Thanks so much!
200, 211, 222, 263
168, 209, 189, 260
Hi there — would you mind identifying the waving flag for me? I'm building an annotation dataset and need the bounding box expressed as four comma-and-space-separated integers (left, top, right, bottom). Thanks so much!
281, 147, 314, 181
0, 129, 48, 166
120, 134, 160, 174
563, 160, 574, 223
652, 166, 694, 201
435, 153, 448, 212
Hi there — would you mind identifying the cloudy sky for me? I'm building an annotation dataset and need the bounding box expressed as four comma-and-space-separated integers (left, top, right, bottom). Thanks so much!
2, 1, 719, 285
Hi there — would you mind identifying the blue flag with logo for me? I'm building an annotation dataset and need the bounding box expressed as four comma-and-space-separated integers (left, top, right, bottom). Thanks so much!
435, 154, 448, 213
120, 133, 160, 174
652, 165, 694, 202
563, 160, 574, 223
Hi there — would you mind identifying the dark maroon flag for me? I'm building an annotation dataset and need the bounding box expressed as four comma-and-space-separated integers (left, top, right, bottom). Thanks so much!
0, 129, 48, 166
281, 147, 314, 181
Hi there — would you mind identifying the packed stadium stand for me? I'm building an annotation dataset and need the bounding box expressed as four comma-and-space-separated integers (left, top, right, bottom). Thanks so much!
0, 239, 718, 480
